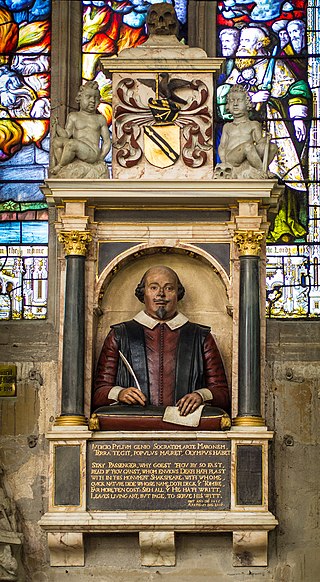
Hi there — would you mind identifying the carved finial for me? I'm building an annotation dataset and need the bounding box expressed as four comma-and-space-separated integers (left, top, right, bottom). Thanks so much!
234, 231, 264, 256
58, 231, 92, 256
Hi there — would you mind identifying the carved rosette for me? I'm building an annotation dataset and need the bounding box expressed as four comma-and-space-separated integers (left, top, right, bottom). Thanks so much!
233, 231, 264, 256
58, 231, 92, 256
114, 77, 212, 169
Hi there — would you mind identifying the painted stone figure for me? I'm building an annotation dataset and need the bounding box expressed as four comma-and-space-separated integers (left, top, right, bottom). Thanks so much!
214, 85, 277, 180
51, 81, 111, 179
93, 266, 230, 417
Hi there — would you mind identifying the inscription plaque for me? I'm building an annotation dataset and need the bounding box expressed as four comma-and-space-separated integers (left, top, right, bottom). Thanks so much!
0, 364, 17, 397
87, 440, 231, 511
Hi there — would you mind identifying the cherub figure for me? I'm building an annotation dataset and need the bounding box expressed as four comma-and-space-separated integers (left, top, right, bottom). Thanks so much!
51, 81, 111, 178
214, 85, 277, 180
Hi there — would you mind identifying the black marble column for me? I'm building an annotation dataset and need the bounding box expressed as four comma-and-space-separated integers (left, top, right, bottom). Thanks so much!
55, 231, 92, 426
233, 231, 265, 427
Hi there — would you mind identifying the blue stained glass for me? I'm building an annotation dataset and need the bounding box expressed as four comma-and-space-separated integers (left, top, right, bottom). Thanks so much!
0, 222, 20, 244
0, 0, 51, 23
0, 0, 51, 204
21, 221, 48, 243
0, 183, 46, 202
0, 220, 47, 244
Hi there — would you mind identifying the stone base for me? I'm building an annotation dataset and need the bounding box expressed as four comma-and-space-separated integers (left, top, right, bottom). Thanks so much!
41, 510, 277, 567
139, 531, 175, 566
48, 533, 84, 567
42, 427, 277, 567
233, 530, 268, 567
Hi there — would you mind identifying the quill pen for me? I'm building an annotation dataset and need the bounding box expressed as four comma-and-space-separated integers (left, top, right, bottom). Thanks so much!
118, 350, 141, 391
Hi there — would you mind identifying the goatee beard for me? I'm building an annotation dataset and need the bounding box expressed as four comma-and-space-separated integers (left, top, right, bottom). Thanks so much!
156, 306, 168, 320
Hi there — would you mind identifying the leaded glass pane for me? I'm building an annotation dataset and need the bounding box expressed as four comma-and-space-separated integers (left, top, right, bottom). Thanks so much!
217, 0, 320, 317
0, 0, 51, 320
0, 243, 48, 320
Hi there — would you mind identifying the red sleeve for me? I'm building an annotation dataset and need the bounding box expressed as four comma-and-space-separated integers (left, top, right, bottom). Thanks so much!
203, 333, 230, 412
93, 329, 119, 408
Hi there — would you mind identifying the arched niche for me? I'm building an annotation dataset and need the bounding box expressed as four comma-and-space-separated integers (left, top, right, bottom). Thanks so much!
94, 244, 232, 386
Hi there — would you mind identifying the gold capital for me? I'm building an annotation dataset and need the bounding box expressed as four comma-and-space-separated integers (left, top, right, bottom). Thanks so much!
58, 230, 92, 256
234, 230, 264, 256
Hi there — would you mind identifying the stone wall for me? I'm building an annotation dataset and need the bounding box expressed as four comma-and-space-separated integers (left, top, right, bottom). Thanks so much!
0, 320, 319, 581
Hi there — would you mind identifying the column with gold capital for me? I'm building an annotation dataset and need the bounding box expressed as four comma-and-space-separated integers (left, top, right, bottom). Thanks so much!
233, 230, 265, 427
56, 230, 92, 426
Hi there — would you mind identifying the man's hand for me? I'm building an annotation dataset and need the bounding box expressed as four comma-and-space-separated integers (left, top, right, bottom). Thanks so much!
293, 119, 306, 142
251, 90, 270, 104
176, 392, 203, 416
118, 387, 147, 406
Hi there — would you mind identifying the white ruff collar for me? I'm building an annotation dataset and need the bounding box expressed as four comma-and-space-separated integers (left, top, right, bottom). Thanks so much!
133, 310, 188, 330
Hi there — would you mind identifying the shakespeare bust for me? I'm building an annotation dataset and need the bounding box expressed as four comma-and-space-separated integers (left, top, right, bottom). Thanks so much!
51, 81, 111, 179
93, 266, 230, 422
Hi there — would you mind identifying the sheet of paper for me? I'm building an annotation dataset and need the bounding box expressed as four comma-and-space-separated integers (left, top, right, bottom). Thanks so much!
162, 404, 205, 427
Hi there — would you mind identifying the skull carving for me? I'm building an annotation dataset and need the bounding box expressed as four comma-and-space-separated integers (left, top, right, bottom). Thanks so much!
213, 163, 233, 179
147, 3, 179, 37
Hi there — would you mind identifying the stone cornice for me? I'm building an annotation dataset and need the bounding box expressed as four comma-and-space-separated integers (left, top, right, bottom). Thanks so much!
101, 57, 224, 73
42, 179, 282, 208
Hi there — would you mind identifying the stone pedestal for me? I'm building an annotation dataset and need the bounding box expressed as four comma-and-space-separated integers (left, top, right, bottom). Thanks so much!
40, 426, 277, 567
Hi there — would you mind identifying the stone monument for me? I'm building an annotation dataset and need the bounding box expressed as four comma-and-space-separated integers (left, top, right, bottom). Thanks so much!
40, 1, 281, 571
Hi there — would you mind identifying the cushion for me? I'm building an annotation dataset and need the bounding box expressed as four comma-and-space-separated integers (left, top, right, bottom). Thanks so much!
91, 405, 231, 431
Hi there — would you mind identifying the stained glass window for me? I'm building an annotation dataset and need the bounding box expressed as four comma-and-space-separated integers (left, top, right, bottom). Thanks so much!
216, 0, 320, 317
81, 0, 188, 132
0, 0, 51, 320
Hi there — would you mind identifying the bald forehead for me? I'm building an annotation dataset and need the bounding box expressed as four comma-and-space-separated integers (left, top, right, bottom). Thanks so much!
144, 267, 178, 285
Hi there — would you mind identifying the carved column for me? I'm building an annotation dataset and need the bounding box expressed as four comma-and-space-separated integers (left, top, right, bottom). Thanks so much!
55, 231, 92, 426
233, 231, 265, 427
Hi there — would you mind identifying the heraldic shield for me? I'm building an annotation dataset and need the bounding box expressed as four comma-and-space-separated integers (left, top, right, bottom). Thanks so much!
144, 124, 180, 168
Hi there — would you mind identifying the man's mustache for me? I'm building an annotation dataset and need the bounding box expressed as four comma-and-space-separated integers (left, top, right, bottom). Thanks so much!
154, 298, 169, 303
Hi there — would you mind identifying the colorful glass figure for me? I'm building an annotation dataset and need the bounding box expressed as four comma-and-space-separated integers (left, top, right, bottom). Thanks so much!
217, 0, 320, 317
0, 0, 51, 319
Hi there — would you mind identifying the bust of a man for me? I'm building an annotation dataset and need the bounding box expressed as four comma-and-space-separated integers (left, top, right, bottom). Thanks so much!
93, 266, 230, 416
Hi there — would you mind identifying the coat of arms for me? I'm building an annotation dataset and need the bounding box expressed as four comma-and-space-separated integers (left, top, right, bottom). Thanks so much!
113, 72, 212, 171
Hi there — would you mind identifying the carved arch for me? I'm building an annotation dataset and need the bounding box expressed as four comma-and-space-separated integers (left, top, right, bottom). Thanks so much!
95, 242, 231, 309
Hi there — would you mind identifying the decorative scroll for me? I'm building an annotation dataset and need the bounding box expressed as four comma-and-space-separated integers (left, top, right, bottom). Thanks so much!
176, 80, 212, 168
114, 78, 152, 168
